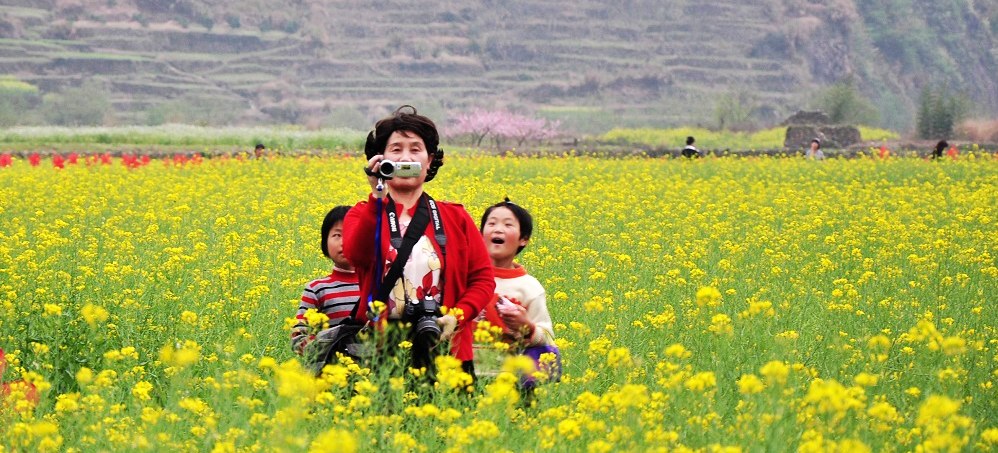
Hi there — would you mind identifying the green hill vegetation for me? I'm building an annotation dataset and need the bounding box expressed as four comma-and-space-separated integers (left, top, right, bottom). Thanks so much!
0, 0, 995, 134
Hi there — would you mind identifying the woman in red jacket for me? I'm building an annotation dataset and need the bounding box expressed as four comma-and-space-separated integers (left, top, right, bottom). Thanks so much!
343, 105, 494, 381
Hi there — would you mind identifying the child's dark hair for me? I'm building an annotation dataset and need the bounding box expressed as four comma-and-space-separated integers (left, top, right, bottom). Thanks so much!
480, 197, 533, 255
686, 136, 695, 146
320, 206, 351, 258
935, 140, 948, 153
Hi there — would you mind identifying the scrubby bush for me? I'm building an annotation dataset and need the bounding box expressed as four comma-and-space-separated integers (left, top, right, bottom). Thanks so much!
956, 119, 998, 143
40, 81, 111, 127
713, 90, 756, 131
813, 77, 879, 125
0, 77, 41, 127
145, 95, 243, 127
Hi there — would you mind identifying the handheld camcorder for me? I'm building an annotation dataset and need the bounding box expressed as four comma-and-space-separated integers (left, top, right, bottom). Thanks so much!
376, 160, 421, 179
403, 297, 441, 342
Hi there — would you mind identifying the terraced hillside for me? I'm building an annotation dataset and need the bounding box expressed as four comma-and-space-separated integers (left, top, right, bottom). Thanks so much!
1, 0, 996, 132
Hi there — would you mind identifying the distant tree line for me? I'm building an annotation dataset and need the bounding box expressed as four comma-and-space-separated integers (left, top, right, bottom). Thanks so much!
0, 77, 247, 128
0, 74, 977, 143
0, 78, 111, 127
916, 85, 969, 140
709, 76, 974, 142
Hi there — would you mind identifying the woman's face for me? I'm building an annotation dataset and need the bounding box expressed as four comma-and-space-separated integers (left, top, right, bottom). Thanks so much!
383, 130, 430, 190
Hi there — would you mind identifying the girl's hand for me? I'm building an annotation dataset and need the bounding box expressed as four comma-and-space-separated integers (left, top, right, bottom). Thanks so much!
498, 303, 529, 332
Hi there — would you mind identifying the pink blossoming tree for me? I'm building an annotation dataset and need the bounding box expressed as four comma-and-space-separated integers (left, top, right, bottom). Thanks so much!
449, 109, 561, 149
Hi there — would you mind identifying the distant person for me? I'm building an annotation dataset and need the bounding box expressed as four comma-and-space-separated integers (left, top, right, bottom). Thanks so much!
254, 143, 266, 159
681, 136, 701, 158
806, 138, 825, 160
932, 140, 947, 159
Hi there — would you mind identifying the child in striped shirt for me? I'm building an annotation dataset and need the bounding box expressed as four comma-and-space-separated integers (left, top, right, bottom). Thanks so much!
291, 206, 361, 354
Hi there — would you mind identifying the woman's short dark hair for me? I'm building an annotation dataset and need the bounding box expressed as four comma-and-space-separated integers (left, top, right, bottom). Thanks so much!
364, 105, 444, 182
321, 206, 351, 258
686, 136, 695, 146
480, 198, 533, 255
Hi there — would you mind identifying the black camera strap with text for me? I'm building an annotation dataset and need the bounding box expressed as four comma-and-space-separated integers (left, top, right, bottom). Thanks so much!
374, 193, 447, 312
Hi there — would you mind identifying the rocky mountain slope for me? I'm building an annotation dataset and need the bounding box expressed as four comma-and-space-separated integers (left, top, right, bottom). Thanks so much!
1, 0, 995, 132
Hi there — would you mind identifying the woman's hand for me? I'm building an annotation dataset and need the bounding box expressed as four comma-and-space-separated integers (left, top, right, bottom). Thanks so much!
436, 314, 457, 341
365, 154, 386, 199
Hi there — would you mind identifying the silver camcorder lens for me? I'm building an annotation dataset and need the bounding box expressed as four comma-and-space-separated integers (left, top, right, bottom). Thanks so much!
377, 160, 396, 178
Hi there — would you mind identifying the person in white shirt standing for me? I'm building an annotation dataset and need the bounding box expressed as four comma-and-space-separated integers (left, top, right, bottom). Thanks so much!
807, 137, 825, 160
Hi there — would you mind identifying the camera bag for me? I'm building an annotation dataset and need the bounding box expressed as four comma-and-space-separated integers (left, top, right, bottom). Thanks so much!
301, 291, 376, 376
303, 323, 365, 376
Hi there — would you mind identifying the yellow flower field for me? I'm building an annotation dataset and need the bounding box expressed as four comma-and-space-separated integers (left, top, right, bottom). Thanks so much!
0, 153, 996, 452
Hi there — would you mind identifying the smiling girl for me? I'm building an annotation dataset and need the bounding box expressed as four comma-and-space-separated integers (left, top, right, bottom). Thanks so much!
477, 198, 561, 388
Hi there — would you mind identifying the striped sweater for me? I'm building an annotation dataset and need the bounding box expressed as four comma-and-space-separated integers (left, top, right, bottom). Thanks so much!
291, 267, 361, 353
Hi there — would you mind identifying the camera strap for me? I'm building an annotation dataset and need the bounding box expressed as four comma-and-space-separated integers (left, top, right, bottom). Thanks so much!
374, 193, 446, 314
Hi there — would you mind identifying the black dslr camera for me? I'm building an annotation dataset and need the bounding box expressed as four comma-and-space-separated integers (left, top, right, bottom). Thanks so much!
403, 297, 441, 342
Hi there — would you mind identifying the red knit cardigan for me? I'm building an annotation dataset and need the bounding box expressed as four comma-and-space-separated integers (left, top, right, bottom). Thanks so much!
343, 194, 495, 361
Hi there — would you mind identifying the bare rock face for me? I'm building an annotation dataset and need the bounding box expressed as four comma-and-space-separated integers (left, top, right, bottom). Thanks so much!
784, 125, 861, 149
782, 110, 860, 149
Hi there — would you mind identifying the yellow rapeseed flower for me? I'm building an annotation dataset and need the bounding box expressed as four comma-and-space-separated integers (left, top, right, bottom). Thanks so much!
708, 313, 733, 335
159, 341, 200, 368
80, 303, 109, 326
132, 380, 153, 401
664, 343, 692, 359
684, 371, 717, 392
760, 361, 790, 384
853, 372, 879, 387
180, 310, 198, 325
737, 374, 765, 394
607, 347, 633, 368
42, 303, 62, 316
696, 286, 722, 307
